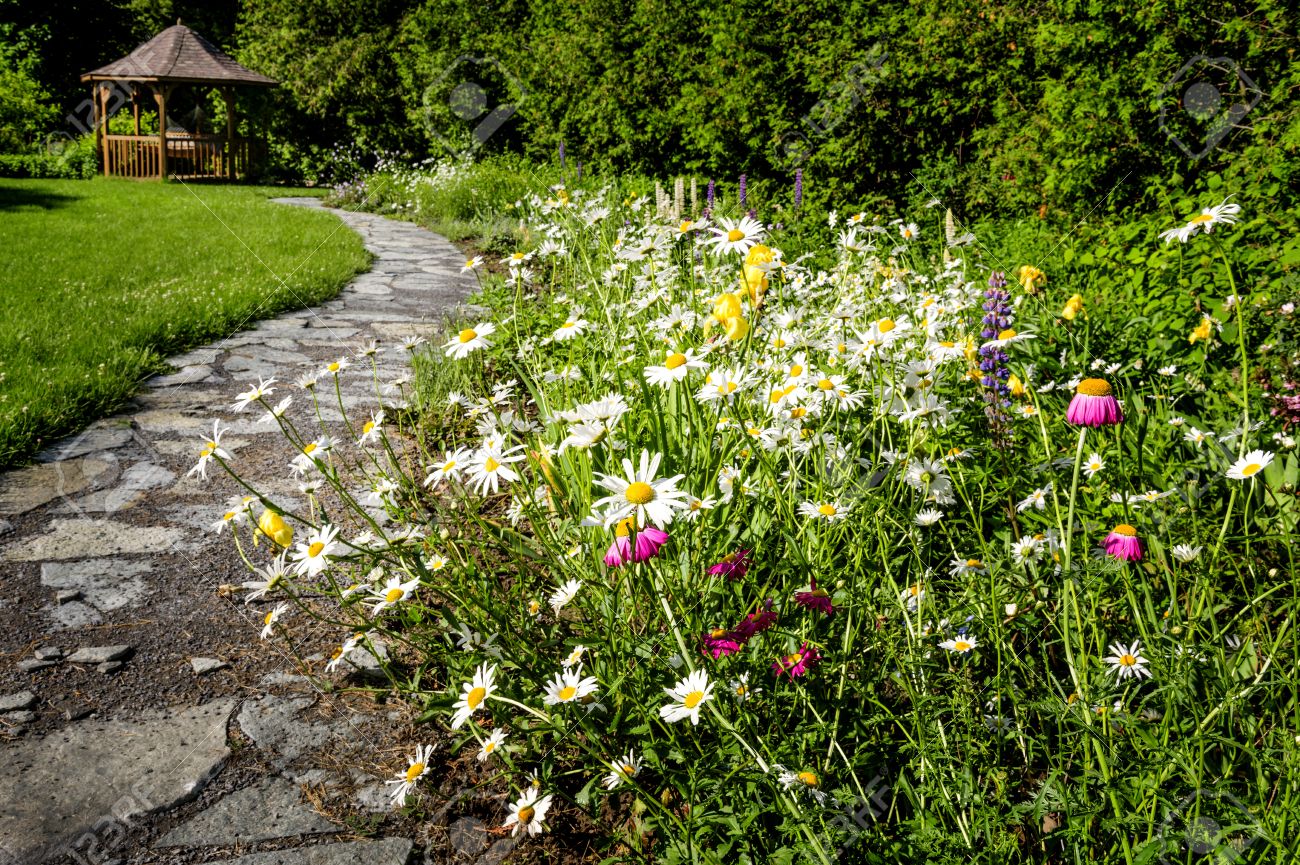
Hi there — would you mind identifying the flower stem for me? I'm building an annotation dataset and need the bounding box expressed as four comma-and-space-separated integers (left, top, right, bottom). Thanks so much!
1063, 427, 1088, 571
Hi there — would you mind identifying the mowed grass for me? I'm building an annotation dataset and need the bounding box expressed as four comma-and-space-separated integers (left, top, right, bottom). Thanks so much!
0, 178, 370, 467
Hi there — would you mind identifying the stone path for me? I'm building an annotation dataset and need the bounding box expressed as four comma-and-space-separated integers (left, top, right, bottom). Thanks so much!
0, 200, 476, 864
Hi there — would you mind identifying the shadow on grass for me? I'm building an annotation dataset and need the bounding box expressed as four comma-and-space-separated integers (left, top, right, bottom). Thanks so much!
0, 184, 84, 212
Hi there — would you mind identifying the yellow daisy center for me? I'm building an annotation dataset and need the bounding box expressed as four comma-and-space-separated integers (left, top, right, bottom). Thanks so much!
558, 685, 577, 701
679, 221, 693, 232
797, 771, 819, 787
818, 504, 837, 517
726, 229, 745, 242
484, 742, 496, 753
997, 328, 1017, 340
1189, 213, 1215, 223
263, 610, 275, 625
307, 542, 326, 559
458, 328, 478, 343
953, 641, 972, 651
385, 587, 405, 603
302, 442, 317, 454
683, 690, 705, 709
789, 364, 804, 377
483, 456, 501, 472
1240, 462, 1262, 476
966, 558, 982, 567
665, 352, 688, 369
405, 763, 425, 782
467, 686, 487, 709
625, 481, 655, 504
879, 318, 896, 332
362, 421, 375, 434
518, 806, 535, 824
817, 378, 834, 390
327, 362, 340, 372
1076, 378, 1113, 396
1119, 654, 1136, 666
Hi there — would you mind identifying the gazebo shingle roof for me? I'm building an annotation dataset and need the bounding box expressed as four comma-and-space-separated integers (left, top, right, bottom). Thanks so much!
81, 23, 275, 86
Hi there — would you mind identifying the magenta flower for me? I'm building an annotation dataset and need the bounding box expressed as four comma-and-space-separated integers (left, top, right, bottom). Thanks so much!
604, 517, 669, 568
603, 535, 632, 568
732, 599, 778, 641
772, 642, 822, 678
1103, 524, 1142, 561
1067, 378, 1123, 427
632, 525, 669, 562
707, 548, 751, 580
702, 627, 742, 659
793, 579, 835, 616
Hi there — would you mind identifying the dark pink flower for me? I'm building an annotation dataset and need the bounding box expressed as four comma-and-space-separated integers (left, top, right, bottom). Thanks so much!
793, 579, 835, 616
604, 517, 669, 568
1103, 523, 1142, 561
632, 525, 669, 562
1067, 378, 1123, 427
707, 548, 751, 580
702, 627, 742, 659
772, 642, 822, 678
732, 599, 778, 641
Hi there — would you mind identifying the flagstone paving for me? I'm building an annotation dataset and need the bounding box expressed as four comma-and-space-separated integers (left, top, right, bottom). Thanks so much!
0, 200, 477, 864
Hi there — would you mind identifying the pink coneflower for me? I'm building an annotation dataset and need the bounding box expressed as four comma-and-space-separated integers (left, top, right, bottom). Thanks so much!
772, 642, 821, 678
702, 627, 742, 659
707, 548, 751, 580
632, 524, 669, 562
793, 579, 835, 616
732, 599, 778, 641
604, 517, 669, 567
1067, 378, 1123, 427
1103, 523, 1142, 561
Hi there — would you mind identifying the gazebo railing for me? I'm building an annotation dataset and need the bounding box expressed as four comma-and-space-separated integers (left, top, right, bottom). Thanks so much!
102, 133, 262, 180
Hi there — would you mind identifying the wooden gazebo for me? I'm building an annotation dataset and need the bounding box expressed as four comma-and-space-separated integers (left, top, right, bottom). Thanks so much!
81, 22, 275, 180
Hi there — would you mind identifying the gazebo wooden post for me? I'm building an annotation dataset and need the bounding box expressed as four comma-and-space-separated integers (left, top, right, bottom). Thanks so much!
91, 84, 103, 175
222, 87, 236, 180
153, 84, 170, 180
131, 85, 141, 135
98, 85, 112, 175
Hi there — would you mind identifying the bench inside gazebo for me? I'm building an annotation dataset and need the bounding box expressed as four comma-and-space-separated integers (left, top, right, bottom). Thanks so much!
81, 21, 276, 181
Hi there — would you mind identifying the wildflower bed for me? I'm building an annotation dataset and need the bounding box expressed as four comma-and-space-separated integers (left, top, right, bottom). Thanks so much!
210, 171, 1299, 863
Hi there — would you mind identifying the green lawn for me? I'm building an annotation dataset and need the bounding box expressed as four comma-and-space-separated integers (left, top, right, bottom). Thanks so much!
0, 178, 370, 467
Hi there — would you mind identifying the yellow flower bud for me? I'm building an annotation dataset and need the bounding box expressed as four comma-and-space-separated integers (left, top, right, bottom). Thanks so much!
1061, 293, 1084, 321
1008, 374, 1026, 397
739, 264, 769, 305
1189, 315, 1213, 344
724, 316, 750, 341
712, 292, 743, 321
744, 243, 775, 267
257, 510, 293, 547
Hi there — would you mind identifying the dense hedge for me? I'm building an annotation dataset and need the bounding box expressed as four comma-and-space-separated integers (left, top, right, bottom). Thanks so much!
233, 0, 1300, 214
0, 142, 97, 180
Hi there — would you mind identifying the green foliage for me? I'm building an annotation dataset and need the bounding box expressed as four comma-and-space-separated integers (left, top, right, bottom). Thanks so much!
0, 178, 368, 466
0, 21, 59, 152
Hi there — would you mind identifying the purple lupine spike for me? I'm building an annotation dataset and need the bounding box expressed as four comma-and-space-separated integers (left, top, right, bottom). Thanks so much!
794, 169, 803, 210
558, 141, 565, 169
706, 179, 715, 207
979, 272, 1015, 447
738, 174, 747, 207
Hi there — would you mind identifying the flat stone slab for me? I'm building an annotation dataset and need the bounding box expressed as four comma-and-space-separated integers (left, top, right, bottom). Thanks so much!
149, 365, 217, 388
236, 696, 338, 768
41, 559, 153, 627
3, 519, 190, 562
212, 837, 413, 865
0, 458, 116, 515
59, 462, 177, 513
0, 699, 234, 862
157, 777, 335, 848
0, 691, 35, 712
65, 645, 133, 664
190, 657, 228, 675
35, 426, 135, 463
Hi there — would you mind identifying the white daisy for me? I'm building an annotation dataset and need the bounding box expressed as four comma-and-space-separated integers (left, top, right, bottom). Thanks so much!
504, 787, 553, 836
445, 322, 496, 359
450, 662, 497, 729
290, 523, 342, 577
232, 377, 276, 412
188, 421, 231, 479
477, 728, 507, 762
706, 216, 764, 255
366, 574, 420, 614
591, 450, 690, 528
386, 744, 434, 805
798, 500, 849, 521
542, 664, 600, 706
549, 579, 582, 614
659, 668, 714, 725
1104, 640, 1152, 681
1226, 449, 1273, 480
603, 750, 643, 790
